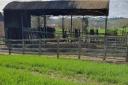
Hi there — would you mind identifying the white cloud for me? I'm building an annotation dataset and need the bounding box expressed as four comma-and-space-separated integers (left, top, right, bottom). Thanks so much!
0, 0, 11, 12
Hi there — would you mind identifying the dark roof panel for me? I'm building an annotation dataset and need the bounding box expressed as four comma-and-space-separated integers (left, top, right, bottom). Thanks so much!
4, 0, 109, 16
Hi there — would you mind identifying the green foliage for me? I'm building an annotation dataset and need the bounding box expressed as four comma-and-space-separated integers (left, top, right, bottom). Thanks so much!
89, 27, 128, 36
0, 54, 128, 85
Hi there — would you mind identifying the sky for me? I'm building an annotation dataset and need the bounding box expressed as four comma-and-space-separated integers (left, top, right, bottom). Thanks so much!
0, 0, 128, 18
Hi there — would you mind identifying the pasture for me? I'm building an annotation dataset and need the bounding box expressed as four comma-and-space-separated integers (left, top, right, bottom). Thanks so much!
0, 54, 127, 85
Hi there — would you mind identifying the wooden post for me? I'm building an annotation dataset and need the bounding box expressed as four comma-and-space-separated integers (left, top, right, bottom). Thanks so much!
82, 16, 84, 37
21, 13, 25, 54
126, 35, 128, 62
57, 37, 60, 59
22, 39, 25, 54
39, 39, 42, 55
103, 16, 108, 61
8, 39, 11, 55
43, 15, 46, 39
78, 37, 81, 59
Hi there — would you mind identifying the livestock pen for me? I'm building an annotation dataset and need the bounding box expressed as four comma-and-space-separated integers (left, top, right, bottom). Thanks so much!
1, 0, 128, 62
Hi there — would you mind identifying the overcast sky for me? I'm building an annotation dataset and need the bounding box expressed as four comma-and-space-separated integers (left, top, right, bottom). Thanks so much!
0, 0, 128, 18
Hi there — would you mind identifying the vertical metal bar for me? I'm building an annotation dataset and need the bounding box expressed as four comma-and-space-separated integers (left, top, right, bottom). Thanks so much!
62, 16, 65, 38
37, 16, 40, 28
71, 15, 73, 37
44, 15, 46, 39
43, 15, 46, 47
21, 14, 25, 54
46, 16, 48, 39
21, 13, 24, 40
126, 35, 128, 62
82, 16, 84, 37
37, 16, 42, 55
38, 16, 42, 39
103, 16, 108, 61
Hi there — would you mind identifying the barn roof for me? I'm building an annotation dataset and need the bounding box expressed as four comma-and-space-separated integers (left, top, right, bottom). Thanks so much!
4, 0, 109, 16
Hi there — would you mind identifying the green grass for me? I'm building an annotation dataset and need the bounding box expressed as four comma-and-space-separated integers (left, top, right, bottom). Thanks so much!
55, 27, 128, 37
94, 28, 128, 35
0, 54, 128, 85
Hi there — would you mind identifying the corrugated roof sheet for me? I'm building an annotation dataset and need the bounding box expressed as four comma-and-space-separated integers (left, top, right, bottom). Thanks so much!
4, 0, 109, 16
4, 0, 109, 10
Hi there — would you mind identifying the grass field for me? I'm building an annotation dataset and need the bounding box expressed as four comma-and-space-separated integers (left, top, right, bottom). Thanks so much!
55, 27, 128, 37
0, 54, 128, 85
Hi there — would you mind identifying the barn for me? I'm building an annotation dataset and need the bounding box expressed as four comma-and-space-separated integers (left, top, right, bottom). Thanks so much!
3, 0, 109, 40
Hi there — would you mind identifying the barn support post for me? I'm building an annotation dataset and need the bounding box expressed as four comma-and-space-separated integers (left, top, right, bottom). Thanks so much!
37, 16, 41, 39
103, 16, 108, 61
21, 16, 24, 40
44, 15, 47, 39
37, 16, 42, 55
82, 16, 84, 37
82, 15, 87, 38
45, 16, 48, 38
71, 15, 73, 37
21, 14, 25, 54
62, 16, 65, 38
78, 16, 84, 59
43, 15, 47, 47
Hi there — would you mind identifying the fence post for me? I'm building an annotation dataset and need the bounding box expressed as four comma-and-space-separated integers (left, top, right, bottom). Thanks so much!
103, 36, 107, 61
39, 39, 42, 55
126, 35, 128, 62
103, 16, 108, 61
22, 39, 25, 54
57, 37, 60, 59
78, 37, 81, 59
8, 39, 11, 55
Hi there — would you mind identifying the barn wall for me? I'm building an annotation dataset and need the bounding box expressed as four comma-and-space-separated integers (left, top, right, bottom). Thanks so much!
0, 21, 4, 37
4, 11, 31, 39
0, 12, 4, 37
